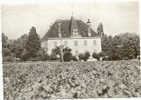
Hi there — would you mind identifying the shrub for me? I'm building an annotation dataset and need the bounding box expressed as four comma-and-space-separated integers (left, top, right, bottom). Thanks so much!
92, 52, 105, 60
49, 53, 59, 60
2, 48, 12, 57
63, 47, 73, 62
78, 53, 84, 61
20, 49, 30, 61
3, 56, 16, 62
41, 54, 50, 61
71, 56, 78, 61
50, 46, 73, 62
63, 51, 73, 62
84, 51, 90, 61
92, 52, 99, 60
78, 52, 90, 61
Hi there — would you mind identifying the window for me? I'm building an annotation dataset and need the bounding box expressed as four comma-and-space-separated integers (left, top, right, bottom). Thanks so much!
93, 40, 96, 45
73, 29, 78, 36
84, 40, 87, 46
74, 40, 78, 46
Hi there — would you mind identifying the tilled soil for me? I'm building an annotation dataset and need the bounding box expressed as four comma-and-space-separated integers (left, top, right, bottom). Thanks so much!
3, 60, 141, 100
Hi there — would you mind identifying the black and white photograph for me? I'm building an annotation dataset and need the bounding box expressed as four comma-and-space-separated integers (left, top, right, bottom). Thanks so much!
1, 0, 141, 100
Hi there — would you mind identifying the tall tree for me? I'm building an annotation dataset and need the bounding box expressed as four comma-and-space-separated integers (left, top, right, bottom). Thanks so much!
119, 33, 140, 59
2, 33, 8, 48
101, 34, 113, 59
101, 33, 140, 60
10, 34, 28, 58
25, 26, 41, 58
2, 33, 13, 60
97, 23, 104, 36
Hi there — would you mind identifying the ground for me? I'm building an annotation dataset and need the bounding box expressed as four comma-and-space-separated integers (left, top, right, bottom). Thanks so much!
3, 60, 141, 100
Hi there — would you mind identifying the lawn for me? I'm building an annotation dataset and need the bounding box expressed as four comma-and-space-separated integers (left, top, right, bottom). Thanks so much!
3, 60, 141, 100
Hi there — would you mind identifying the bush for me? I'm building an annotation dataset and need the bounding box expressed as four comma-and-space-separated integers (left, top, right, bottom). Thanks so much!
50, 46, 74, 62
2, 48, 12, 57
63, 47, 73, 62
78, 52, 90, 61
49, 53, 59, 60
71, 56, 78, 61
92, 52, 99, 60
78, 53, 84, 61
41, 54, 50, 61
20, 50, 30, 61
92, 52, 105, 60
3, 56, 16, 62
84, 52, 90, 61
63, 52, 72, 61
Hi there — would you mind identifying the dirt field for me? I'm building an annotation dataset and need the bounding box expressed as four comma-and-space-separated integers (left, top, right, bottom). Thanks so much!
3, 60, 141, 100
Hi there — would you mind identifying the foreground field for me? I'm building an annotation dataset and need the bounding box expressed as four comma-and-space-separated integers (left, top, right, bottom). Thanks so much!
3, 60, 141, 100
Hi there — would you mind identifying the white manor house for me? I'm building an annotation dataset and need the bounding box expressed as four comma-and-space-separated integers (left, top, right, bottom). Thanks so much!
41, 16, 104, 56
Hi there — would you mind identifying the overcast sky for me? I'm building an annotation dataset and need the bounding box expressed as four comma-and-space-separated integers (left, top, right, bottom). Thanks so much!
2, 0, 139, 39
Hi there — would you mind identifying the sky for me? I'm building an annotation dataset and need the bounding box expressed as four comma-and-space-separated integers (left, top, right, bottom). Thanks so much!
1, 0, 139, 39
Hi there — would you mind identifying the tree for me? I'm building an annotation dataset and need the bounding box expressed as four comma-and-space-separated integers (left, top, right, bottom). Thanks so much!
2, 33, 16, 62
2, 33, 12, 57
119, 33, 140, 59
2, 33, 8, 48
101, 34, 113, 60
101, 33, 140, 60
9, 34, 28, 58
110, 35, 123, 60
25, 26, 41, 59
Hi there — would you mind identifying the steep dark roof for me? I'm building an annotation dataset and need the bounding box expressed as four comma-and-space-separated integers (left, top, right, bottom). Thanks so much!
42, 18, 99, 41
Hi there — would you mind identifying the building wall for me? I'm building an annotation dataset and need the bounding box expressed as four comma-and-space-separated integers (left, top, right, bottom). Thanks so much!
41, 37, 102, 56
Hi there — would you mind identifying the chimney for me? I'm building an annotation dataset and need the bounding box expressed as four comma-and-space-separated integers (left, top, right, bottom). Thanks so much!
87, 19, 92, 37
58, 22, 62, 38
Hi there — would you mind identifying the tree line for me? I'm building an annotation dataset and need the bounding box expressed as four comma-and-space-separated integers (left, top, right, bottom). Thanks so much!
2, 26, 140, 62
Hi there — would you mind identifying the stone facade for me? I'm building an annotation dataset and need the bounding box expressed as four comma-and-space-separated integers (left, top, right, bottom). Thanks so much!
42, 37, 101, 56
41, 16, 103, 56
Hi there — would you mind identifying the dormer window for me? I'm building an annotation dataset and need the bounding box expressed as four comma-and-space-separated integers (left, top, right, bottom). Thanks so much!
72, 29, 78, 36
